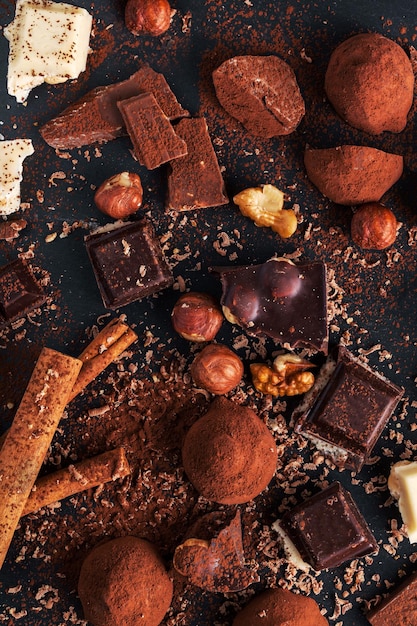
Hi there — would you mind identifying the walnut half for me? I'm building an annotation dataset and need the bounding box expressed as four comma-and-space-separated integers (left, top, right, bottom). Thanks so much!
233, 184, 297, 238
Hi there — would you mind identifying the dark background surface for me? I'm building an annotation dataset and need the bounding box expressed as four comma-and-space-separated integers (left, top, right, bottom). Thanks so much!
0, 0, 417, 624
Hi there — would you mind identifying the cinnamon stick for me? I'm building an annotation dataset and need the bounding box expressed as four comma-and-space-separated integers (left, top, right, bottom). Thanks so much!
0, 348, 82, 568
22, 447, 130, 516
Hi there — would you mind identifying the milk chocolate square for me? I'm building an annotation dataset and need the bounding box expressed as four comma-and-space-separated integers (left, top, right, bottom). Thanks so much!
85, 219, 174, 309
0, 258, 47, 327
279, 482, 378, 570
367, 572, 417, 625
292, 345, 403, 470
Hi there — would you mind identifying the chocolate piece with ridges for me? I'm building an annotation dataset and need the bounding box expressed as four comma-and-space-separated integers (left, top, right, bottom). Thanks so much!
40, 66, 189, 149
166, 117, 228, 211
0, 258, 47, 327
85, 219, 174, 310
367, 572, 417, 625
117, 93, 187, 170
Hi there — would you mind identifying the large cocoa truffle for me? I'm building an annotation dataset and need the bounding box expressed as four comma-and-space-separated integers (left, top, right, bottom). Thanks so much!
325, 33, 414, 135
182, 397, 277, 504
78, 536, 173, 626
233, 588, 328, 626
304, 145, 403, 205
213, 55, 305, 137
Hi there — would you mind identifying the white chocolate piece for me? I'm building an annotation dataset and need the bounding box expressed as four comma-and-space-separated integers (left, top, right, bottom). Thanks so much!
388, 461, 417, 543
4, 0, 92, 103
0, 139, 34, 216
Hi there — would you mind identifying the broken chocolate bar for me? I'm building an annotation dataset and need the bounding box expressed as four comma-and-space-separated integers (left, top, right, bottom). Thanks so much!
276, 481, 378, 570
117, 93, 187, 170
0, 258, 47, 327
166, 117, 228, 211
213, 257, 328, 353
85, 219, 174, 309
367, 572, 417, 625
40, 66, 189, 149
292, 345, 403, 471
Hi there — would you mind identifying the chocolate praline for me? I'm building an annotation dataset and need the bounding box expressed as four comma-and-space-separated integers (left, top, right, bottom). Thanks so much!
233, 588, 328, 626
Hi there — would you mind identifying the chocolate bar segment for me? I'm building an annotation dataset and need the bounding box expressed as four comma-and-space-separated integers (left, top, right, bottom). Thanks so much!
367, 572, 417, 625
278, 482, 378, 570
117, 93, 187, 170
292, 345, 403, 470
40, 66, 189, 149
0, 258, 47, 327
166, 117, 228, 211
85, 219, 174, 309
213, 257, 328, 353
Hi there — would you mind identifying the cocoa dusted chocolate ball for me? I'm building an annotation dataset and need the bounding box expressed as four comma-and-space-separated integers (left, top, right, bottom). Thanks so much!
78, 536, 173, 626
182, 396, 278, 504
325, 33, 414, 135
233, 588, 328, 626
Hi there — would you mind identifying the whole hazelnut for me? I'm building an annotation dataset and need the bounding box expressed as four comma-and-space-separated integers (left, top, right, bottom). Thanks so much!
190, 344, 244, 395
94, 172, 143, 219
351, 202, 398, 250
125, 0, 172, 37
172, 292, 223, 342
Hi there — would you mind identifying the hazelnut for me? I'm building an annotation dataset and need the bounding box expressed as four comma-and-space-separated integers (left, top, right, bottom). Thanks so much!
94, 172, 143, 219
190, 344, 244, 395
351, 202, 398, 250
172, 292, 223, 342
125, 0, 172, 36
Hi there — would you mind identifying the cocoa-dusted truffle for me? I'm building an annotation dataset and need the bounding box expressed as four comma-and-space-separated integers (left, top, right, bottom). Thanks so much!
78, 536, 173, 626
233, 588, 328, 626
325, 33, 414, 135
213, 55, 305, 137
182, 397, 277, 504
304, 145, 403, 205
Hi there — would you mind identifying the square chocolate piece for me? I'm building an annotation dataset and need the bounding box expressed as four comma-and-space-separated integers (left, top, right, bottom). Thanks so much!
292, 345, 404, 470
278, 482, 378, 570
85, 219, 174, 309
0, 258, 47, 327
367, 572, 417, 625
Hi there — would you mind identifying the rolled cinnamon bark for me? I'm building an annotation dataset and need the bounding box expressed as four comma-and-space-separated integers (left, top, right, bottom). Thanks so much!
0, 348, 82, 568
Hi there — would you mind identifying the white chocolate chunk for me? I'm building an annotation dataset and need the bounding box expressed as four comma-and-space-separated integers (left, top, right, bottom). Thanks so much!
388, 461, 417, 543
4, 0, 92, 103
0, 139, 34, 216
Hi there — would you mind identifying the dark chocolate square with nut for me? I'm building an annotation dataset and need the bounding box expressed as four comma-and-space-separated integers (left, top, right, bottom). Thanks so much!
278, 481, 378, 570
85, 219, 174, 310
292, 345, 403, 470
0, 258, 47, 327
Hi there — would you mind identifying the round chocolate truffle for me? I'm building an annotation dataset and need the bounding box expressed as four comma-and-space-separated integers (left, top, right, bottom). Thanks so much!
325, 33, 414, 135
78, 536, 173, 626
233, 588, 328, 626
182, 396, 278, 504
213, 55, 305, 137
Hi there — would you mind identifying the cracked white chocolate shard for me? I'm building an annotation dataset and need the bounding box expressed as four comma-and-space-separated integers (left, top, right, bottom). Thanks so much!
0, 139, 34, 216
388, 461, 417, 543
4, 0, 92, 103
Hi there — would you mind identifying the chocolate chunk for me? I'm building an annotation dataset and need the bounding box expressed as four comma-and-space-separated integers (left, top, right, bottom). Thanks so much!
278, 482, 378, 570
212, 55, 305, 137
85, 219, 174, 310
117, 93, 187, 170
166, 118, 228, 211
0, 258, 47, 327
367, 572, 417, 625
292, 345, 403, 470
213, 257, 328, 353
40, 66, 189, 149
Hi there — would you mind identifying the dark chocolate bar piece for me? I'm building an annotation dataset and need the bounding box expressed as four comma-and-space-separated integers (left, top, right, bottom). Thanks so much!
117, 93, 187, 170
40, 66, 189, 149
0, 258, 47, 327
213, 257, 328, 353
85, 219, 174, 310
292, 345, 403, 470
279, 482, 378, 570
367, 572, 417, 625
166, 117, 228, 211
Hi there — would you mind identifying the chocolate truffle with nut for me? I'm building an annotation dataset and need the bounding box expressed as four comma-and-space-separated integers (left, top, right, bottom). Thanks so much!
78, 536, 173, 626
233, 588, 328, 626
182, 396, 278, 504
325, 33, 414, 135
